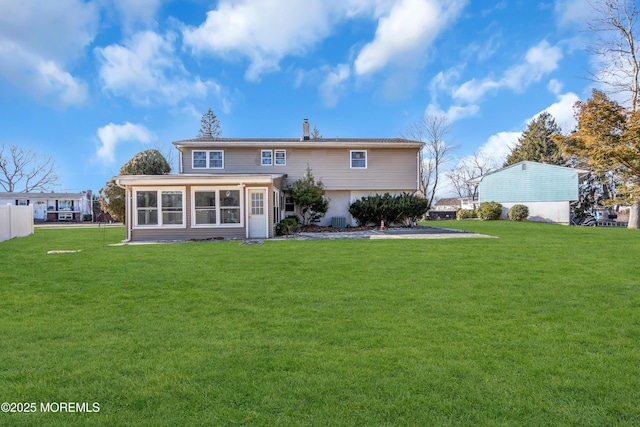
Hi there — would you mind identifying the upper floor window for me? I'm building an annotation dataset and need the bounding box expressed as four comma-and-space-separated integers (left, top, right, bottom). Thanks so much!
261, 150, 273, 166
275, 150, 286, 165
350, 150, 367, 169
193, 150, 224, 169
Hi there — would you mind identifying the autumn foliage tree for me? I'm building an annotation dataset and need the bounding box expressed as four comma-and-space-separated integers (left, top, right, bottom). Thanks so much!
553, 89, 640, 228
100, 149, 171, 222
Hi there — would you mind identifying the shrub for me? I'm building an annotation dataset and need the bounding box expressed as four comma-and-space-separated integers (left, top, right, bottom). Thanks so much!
456, 209, 476, 220
508, 204, 529, 221
276, 216, 299, 236
477, 202, 503, 220
348, 193, 429, 226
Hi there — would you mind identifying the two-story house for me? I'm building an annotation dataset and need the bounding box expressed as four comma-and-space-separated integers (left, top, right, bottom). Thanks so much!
115, 119, 423, 241
0, 191, 93, 222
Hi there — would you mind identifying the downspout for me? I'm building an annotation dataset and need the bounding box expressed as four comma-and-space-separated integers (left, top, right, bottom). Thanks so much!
126, 187, 132, 242
416, 149, 420, 192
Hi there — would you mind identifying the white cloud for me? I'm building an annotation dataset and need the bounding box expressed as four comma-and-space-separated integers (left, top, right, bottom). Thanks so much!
477, 131, 520, 164
354, 0, 466, 76
542, 91, 579, 133
425, 103, 479, 124
547, 78, 563, 96
182, 0, 338, 81
96, 122, 154, 163
453, 40, 563, 103
555, 0, 593, 27
96, 31, 219, 105
319, 64, 351, 107
0, 0, 98, 105
181, 0, 460, 81
109, 0, 163, 31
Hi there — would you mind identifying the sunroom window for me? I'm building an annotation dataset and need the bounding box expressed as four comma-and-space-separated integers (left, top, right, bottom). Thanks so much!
220, 190, 241, 224
194, 191, 217, 225
193, 189, 242, 226
137, 191, 158, 225
135, 189, 185, 227
161, 191, 183, 225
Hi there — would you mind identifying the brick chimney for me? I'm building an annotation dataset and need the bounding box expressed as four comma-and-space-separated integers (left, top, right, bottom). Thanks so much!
303, 118, 310, 140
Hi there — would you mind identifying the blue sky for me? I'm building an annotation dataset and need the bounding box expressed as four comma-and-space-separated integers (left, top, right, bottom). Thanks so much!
0, 0, 599, 196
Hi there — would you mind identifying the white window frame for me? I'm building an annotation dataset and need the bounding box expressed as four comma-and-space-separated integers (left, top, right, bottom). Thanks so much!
275, 150, 286, 165
273, 189, 281, 224
192, 150, 224, 169
261, 150, 273, 166
190, 187, 244, 228
350, 150, 367, 169
133, 187, 186, 229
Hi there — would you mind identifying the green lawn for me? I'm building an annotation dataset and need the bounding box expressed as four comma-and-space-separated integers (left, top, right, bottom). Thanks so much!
1, 222, 639, 426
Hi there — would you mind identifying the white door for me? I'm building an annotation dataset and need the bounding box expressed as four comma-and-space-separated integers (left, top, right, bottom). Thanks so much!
34, 202, 46, 220
248, 189, 267, 238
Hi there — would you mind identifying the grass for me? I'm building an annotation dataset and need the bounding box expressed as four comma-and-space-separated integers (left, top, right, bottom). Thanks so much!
0, 221, 639, 426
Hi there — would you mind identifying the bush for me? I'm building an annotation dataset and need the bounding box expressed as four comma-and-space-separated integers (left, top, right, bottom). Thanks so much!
348, 193, 429, 226
477, 202, 503, 221
508, 204, 529, 221
456, 209, 476, 220
276, 216, 299, 236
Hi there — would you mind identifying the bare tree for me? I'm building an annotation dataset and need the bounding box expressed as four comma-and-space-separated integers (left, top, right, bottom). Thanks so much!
447, 152, 498, 201
0, 143, 58, 192
587, 0, 640, 111
403, 115, 456, 209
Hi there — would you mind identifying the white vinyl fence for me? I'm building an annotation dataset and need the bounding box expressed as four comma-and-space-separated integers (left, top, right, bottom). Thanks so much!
0, 205, 34, 242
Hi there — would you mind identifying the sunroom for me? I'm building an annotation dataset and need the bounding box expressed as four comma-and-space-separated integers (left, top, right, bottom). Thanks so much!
115, 174, 285, 242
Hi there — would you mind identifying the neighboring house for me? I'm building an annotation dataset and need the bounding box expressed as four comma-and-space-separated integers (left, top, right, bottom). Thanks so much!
115, 119, 423, 241
472, 161, 587, 224
432, 197, 461, 211
429, 197, 461, 220
0, 191, 93, 222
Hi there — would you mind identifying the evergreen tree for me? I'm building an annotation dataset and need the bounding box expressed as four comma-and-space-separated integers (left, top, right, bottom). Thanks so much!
197, 108, 222, 138
311, 126, 322, 139
504, 112, 565, 166
287, 166, 329, 225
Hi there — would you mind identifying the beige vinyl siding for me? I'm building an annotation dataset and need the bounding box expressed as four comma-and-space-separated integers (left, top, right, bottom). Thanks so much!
131, 226, 246, 241
182, 147, 419, 191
